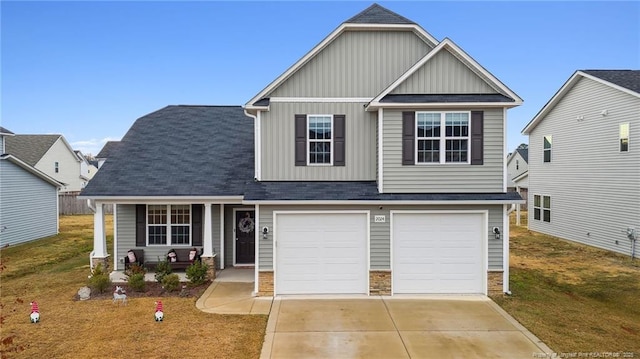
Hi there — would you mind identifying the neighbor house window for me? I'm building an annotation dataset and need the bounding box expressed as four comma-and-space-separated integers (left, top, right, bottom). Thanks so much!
308, 115, 332, 165
416, 112, 469, 164
543, 136, 552, 162
147, 205, 191, 245
533, 195, 551, 222
516, 159, 520, 170
54, 162, 59, 173
620, 123, 629, 152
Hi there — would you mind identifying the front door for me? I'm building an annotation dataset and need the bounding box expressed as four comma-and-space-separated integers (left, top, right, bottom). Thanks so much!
235, 210, 255, 264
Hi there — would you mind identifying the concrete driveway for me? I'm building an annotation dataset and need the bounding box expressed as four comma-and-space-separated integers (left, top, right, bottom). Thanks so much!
260, 296, 551, 359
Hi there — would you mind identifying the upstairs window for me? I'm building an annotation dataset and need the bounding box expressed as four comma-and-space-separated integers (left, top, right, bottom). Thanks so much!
543, 136, 552, 163
308, 115, 332, 165
147, 205, 191, 246
516, 159, 520, 170
620, 123, 629, 152
54, 161, 59, 173
416, 112, 470, 164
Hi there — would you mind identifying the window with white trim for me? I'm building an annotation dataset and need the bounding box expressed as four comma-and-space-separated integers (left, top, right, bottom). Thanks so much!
147, 205, 191, 245
620, 123, 629, 152
533, 195, 551, 222
308, 115, 332, 165
54, 161, 59, 173
543, 136, 552, 163
416, 111, 469, 164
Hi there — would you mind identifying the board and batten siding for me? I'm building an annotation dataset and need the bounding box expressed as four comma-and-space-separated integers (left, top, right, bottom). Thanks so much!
391, 49, 497, 95
115, 204, 222, 270
269, 30, 432, 98
0, 160, 58, 246
383, 108, 505, 192
528, 77, 640, 256
261, 102, 376, 180
258, 205, 504, 271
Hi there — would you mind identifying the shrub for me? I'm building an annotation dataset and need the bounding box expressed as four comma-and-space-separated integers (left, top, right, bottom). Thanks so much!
186, 261, 209, 286
124, 263, 146, 277
128, 273, 146, 292
88, 264, 112, 293
162, 273, 180, 292
154, 258, 172, 283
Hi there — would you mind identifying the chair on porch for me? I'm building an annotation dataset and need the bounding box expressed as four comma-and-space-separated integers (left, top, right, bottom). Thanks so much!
124, 249, 144, 269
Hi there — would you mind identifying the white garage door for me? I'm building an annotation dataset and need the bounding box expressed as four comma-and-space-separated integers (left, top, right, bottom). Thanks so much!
393, 212, 485, 294
275, 212, 368, 295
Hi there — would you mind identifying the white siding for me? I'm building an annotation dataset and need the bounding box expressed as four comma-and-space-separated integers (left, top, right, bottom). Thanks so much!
506, 152, 528, 188
528, 77, 640, 256
383, 108, 505, 192
0, 160, 58, 246
35, 138, 84, 192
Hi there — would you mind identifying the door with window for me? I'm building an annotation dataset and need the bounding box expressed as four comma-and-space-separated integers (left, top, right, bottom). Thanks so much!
235, 210, 255, 264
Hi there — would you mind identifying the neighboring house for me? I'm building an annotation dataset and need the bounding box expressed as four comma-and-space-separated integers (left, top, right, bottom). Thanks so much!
5, 134, 86, 193
95, 141, 120, 169
75, 150, 98, 181
0, 127, 62, 247
522, 70, 640, 257
506, 144, 528, 212
82, 4, 524, 296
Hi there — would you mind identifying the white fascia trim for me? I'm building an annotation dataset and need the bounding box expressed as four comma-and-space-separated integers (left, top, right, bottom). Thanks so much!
503, 107, 508, 192
366, 102, 520, 111
270, 97, 372, 103
243, 199, 525, 205
79, 196, 245, 204
523, 71, 640, 135
377, 108, 384, 193
512, 170, 529, 183
369, 38, 523, 106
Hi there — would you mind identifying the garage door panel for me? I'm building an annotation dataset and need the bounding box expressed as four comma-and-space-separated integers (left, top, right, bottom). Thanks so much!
393, 213, 485, 294
276, 213, 368, 295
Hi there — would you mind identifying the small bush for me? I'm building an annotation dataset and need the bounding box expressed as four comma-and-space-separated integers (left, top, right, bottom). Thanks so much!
124, 263, 146, 277
128, 273, 146, 292
154, 258, 172, 283
162, 273, 180, 292
88, 264, 112, 293
186, 261, 209, 286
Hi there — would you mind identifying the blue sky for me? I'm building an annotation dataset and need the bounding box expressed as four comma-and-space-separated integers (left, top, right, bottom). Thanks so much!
2, 1, 639, 155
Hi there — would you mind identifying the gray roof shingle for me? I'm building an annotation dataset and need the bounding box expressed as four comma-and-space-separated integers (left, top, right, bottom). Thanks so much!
380, 94, 515, 103
345, 3, 415, 24
96, 141, 121, 159
5, 134, 61, 166
81, 106, 255, 197
0, 127, 14, 135
582, 70, 640, 94
516, 148, 528, 163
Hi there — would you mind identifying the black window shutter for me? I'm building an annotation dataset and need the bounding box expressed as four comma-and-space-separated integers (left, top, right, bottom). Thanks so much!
333, 115, 345, 166
295, 114, 307, 166
402, 111, 415, 165
471, 111, 484, 165
135, 204, 146, 247
191, 204, 203, 246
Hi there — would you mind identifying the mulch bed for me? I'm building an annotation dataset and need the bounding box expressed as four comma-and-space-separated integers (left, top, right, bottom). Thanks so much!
75, 281, 211, 301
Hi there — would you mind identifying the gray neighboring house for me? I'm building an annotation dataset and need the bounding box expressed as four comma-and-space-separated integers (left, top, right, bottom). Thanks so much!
0, 127, 62, 247
506, 145, 528, 213
95, 141, 120, 169
82, 4, 524, 296
522, 70, 640, 257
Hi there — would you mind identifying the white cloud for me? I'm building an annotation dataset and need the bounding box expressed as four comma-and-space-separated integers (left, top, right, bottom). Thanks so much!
71, 137, 119, 156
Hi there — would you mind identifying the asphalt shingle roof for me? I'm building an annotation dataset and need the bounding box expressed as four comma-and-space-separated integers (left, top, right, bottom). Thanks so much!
0, 127, 14, 135
81, 106, 255, 197
380, 94, 515, 103
345, 3, 415, 24
516, 148, 528, 163
5, 134, 61, 166
582, 70, 640, 94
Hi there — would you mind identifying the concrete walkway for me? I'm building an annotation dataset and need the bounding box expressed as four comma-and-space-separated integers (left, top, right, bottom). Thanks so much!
195, 268, 272, 315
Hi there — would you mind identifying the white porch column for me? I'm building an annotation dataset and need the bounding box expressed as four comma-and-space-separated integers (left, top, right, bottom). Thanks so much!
202, 203, 213, 257
93, 202, 107, 257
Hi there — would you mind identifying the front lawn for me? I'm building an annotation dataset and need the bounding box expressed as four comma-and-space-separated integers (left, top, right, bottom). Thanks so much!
0, 215, 267, 359
493, 216, 640, 355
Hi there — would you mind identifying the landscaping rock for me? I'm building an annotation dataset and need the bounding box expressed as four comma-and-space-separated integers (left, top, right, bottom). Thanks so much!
78, 286, 91, 300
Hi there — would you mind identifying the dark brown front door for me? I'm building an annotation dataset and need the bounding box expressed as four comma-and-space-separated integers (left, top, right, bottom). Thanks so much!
235, 210, 255, 264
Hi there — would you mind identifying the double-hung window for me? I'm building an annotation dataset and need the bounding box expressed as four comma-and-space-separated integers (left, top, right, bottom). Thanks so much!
543, 136, 552, 162
54, 162, 59, 173
416, 112, 469, 164
308, 115, 332, 165
533, 195, 551, 222
620, 123, 629, 152
147, 205, 191, 245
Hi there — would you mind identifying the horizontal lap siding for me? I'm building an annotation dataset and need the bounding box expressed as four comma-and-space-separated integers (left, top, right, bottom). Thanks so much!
258, 205, 504, 271
261, 102, 376, 180
269, 31, 431, 98
528, 78, 640, 255
0, 160, 58, 246
383, 108, 504, 192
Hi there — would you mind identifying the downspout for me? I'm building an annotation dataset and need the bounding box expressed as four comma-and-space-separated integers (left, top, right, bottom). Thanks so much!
504, 203, 517, 295
87, 199, 96, 271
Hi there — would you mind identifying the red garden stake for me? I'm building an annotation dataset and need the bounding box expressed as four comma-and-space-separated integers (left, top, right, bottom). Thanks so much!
30, 302, 40, 323
154, 301, 164, 322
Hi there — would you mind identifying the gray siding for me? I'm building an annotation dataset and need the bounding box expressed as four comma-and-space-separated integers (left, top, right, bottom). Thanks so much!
258, 204, 504, 271
382, 108, 505, 192
260, 102, 376, 180
528, 77, 640, 256
269, 30, 432, 98
0, 160, 58, 246
391, 49, 496, 95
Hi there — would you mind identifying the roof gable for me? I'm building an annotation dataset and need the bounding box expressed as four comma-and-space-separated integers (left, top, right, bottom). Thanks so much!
0, 154, 63, 188
5, 135, 61, 166
368, 38, 523, 109
345, 3, 414, 24
0, 127, 14, 136
522, 70, 640, 134
96, 141, 121, 159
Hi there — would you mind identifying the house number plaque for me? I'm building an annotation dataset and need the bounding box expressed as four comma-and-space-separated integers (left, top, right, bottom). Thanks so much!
374, 215, 386, 223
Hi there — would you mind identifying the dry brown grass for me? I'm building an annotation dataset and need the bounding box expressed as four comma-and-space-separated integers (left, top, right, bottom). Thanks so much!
1, 215, 267, 359
493, 215, 640, 355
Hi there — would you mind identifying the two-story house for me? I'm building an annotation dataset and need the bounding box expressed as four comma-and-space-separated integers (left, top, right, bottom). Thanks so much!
506, 144, 528, 217
82, 4, 523, 296
522, 70, 639, 257
5, 134, 87, 193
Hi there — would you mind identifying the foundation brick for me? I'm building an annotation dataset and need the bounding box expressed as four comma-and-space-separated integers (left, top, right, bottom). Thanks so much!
201, 256, 217, 281
487, 271, 504, 296
91, 256, 110, 273
258, 271, 274, 296
369, 270, 392, 296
